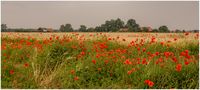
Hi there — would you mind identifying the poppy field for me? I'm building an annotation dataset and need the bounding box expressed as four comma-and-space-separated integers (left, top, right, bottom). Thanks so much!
1, 32, 199, 89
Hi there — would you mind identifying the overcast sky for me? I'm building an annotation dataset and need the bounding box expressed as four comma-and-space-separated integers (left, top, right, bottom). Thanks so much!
1, 1, 199, 30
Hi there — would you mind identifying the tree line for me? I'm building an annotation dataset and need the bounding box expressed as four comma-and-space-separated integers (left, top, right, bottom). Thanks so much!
59, 18, 197, 33
1, 18, 199, 33
59, 18, 171, 32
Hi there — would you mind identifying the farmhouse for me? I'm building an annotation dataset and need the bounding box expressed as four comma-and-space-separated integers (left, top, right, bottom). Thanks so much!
37, 27, 53, 32
147, 27, 152, 32
119, 28, 129, 32
140, 27, 152, 32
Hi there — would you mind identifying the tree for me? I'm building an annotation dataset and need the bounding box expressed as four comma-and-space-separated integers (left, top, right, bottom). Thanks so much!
104, 19, 117, 32
175, 29, 181, 33
126, 19, 140, 32
38, 27, 45, 32
58, 18, 142, 32
158, 25, 170, 32
115, 18, 124, 29
192, 30, 199, 33
79, 25, 87, 32
141, 27, 149, 32
87, 27, 95, 32
1, 24, 7, 32
59, 24, 73, 32
59, 25, 65, 32
95, 26, 106, 32
182, 30, 185, 33
100, 24, 107, 32
152, 29, 158, 32
102, 18, 124, 32
64, 24, 73, 32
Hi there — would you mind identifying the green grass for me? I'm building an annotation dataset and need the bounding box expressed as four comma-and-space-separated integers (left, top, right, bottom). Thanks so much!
1, 34, 199, 89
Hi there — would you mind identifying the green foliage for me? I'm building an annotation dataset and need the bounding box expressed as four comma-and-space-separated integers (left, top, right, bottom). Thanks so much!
126, 19, 140, 32
152, 29, 158, 32
60, 24, 73, 32
1, 34, 199, 89
87, 27, 95, 32
159, 26, 170, 32
96, 18, 124, 32
79, 25, 87, 32
141, 27, 149, 32
1, 24, 7, 32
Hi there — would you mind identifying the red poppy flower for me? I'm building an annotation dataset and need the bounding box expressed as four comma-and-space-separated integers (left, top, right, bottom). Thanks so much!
185, 55, 191, 59
96, 54, 101, 58
184, 61, 189, 65
185, 50, 189, 54
9, 70, 14, 75
185, 32, 189, 36
160, 42, 164, 45
122, 39, 126, 41
156, 58, 163, 64
195, 33, 199, 38
56, 36, 59, 40
176, 64, 182, 72
49, 37, 52, 40
172, 57, 178, 63
142, 58, 147, 65
124, 59, 132, 65
137, 47, 140, 51
144, 79, 154, 87
80, 51, 85, 55
26, 41, 32, 46
98, 68, 102, 71
151, 37, 156, 43
174, 38, 177, 41
3, 53, 7, 57
128, 68, 136, 75
70, 69, 75, 74
24, 63, 29, 67
74, 76, 79, 81
92, 60, 96, 64
127, 70, 133, 75
104, 60, 109, 64
167, 40, 171, 43
148, 81, 154, 87
137, 58, 140, 64
155, 52, 159, 56
142, 48, 146, 52
164, 52, 171, 58
117, 36, 119, 39
180, 52, 186, 56
121, 56, 126, 59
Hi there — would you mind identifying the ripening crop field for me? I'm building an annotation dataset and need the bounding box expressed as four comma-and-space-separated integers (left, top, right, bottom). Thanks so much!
1, 32, 199, 89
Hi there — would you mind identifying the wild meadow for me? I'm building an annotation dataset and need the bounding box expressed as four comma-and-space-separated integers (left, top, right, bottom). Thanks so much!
1, 32, 199, 89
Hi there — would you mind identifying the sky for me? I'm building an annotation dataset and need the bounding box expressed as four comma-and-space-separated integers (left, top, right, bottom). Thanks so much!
1, 1, 199, 30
